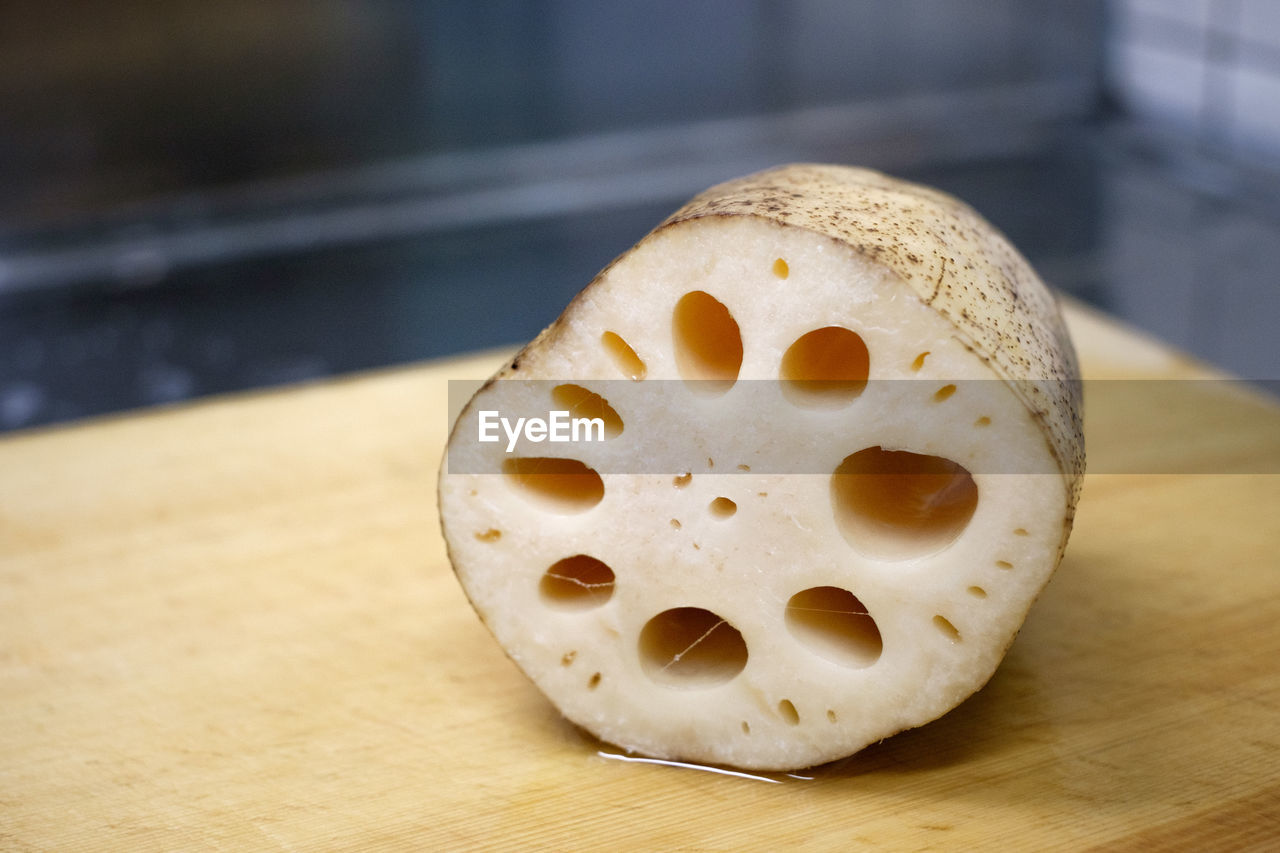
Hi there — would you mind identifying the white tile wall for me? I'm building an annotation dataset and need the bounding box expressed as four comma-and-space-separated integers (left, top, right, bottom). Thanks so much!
1239, 0, 1280, 50
1108, 0, 1280, 165
1232, 64, 1280, 156
1111, 39, 1206, 125
1210, 213, 1280, 379
1124, 0, 1211, 27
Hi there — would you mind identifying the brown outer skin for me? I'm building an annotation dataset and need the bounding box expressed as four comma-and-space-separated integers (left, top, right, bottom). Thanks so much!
448, 163, 1085, 557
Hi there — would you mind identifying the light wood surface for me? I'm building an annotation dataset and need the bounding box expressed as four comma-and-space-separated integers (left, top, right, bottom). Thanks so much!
2, 302, 1278, 851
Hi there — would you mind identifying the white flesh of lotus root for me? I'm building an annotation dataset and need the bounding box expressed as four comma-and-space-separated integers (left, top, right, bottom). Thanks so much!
438, 164, 1085, 771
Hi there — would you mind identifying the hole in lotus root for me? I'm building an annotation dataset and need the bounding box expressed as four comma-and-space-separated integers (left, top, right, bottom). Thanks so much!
503, 457, 604, 514
639, 607, 748, 688
785, 586, 882, 668
781, 327, 870, 408
831, 447, 977, 559
540, 555, 616, 609
933, 615, 961, 642
709, 497, 737, 518
551, 384, 624, 438
601, 331, 646, 380
673, 291, 742, 394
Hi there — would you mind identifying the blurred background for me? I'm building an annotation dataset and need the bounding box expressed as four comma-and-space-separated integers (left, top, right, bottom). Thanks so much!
1, 0, 1278, 432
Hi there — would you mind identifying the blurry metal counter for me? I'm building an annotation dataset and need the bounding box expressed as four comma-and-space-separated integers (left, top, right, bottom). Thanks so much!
1, 121, 1278, 433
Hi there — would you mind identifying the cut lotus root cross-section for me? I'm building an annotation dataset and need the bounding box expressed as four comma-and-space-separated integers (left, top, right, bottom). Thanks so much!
438, 164, 1084, 771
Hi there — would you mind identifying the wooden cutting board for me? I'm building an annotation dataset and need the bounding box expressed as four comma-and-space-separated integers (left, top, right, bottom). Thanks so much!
2, 302, 1277, 851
